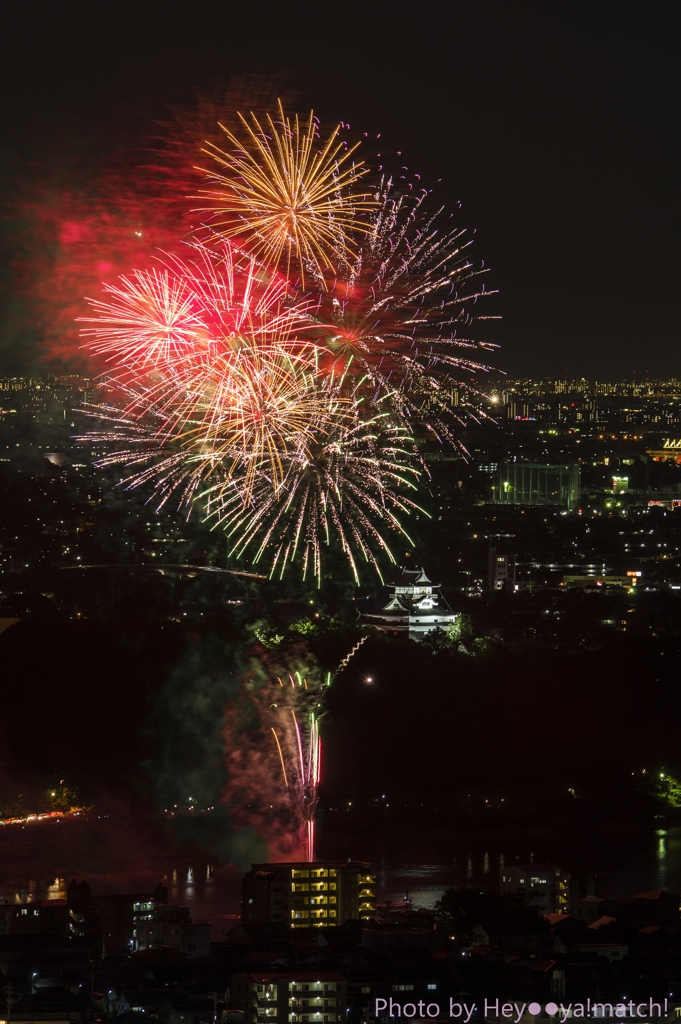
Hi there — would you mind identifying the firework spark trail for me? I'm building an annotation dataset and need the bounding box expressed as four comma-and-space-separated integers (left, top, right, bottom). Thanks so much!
203, 406, 426, 585
78, 242, 345, 503
195, 101, 376, 284
314, 176, 501, 450
268, 676, 324, 862
79, 241, 316, 374
77, 342, 362, 511
222, 671, 328, 861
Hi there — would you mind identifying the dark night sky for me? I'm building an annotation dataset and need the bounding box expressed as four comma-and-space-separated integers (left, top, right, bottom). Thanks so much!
1, 1, 678, 379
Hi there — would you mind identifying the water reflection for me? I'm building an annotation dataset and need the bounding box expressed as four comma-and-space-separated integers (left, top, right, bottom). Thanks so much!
656, 830, 668, 890
3, 827, 681, 923
46, 877, 66, 900
380, 827, 681, 909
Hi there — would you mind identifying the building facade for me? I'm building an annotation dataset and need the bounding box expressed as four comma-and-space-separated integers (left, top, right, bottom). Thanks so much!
231, 971, 346, 1024
93, 884, 168, 953
135, 904, 211, 957
500, 863, 570, 915
242, 862, 375, 929
362, 568, 459, 640
488, 545, 517, 592
647, 438, 681, 463
0, 900, 69, 936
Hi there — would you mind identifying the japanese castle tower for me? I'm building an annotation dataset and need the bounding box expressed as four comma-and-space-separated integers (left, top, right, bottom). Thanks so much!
362, 567, 459, 640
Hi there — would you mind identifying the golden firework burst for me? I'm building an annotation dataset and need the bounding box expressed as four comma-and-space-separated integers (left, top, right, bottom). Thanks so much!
195, 101, 375, 284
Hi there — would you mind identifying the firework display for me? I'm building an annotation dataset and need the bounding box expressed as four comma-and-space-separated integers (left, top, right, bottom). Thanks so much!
316, 177, 500, 447
73, 98, 499, 865
268, 674, 323, 862
195, 100, 375, 283
222, 672, 328, 861
205, 409, 423, 584
79, 101, 498, 584
79, 242, 314, 372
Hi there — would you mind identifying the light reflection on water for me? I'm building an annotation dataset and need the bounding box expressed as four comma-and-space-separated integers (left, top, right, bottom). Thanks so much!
2, 828, 681, 927
377, 827, 681, 909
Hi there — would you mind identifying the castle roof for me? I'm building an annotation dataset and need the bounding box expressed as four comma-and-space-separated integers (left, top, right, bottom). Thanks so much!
391, 566, 438, 587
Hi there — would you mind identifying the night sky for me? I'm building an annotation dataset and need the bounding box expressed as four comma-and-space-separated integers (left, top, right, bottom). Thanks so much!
1, 1, 678, 379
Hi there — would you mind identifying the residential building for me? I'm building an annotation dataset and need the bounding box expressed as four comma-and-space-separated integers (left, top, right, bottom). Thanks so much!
242, 862, 375, 929
572, 896, 607, 924
231, 971, 346, 1024
488, 544, 517, 592
154, 994, 217, 1024
500, 863, 569, 915
135, 905, 211, 958
0, 900, 69, 936
469, 921, 554, 956
93, 883, 168, 953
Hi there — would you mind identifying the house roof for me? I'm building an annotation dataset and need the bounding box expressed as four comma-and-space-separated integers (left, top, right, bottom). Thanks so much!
588, 916, 617, 929
633, 889, 672, 901
530, 959, 558, 974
